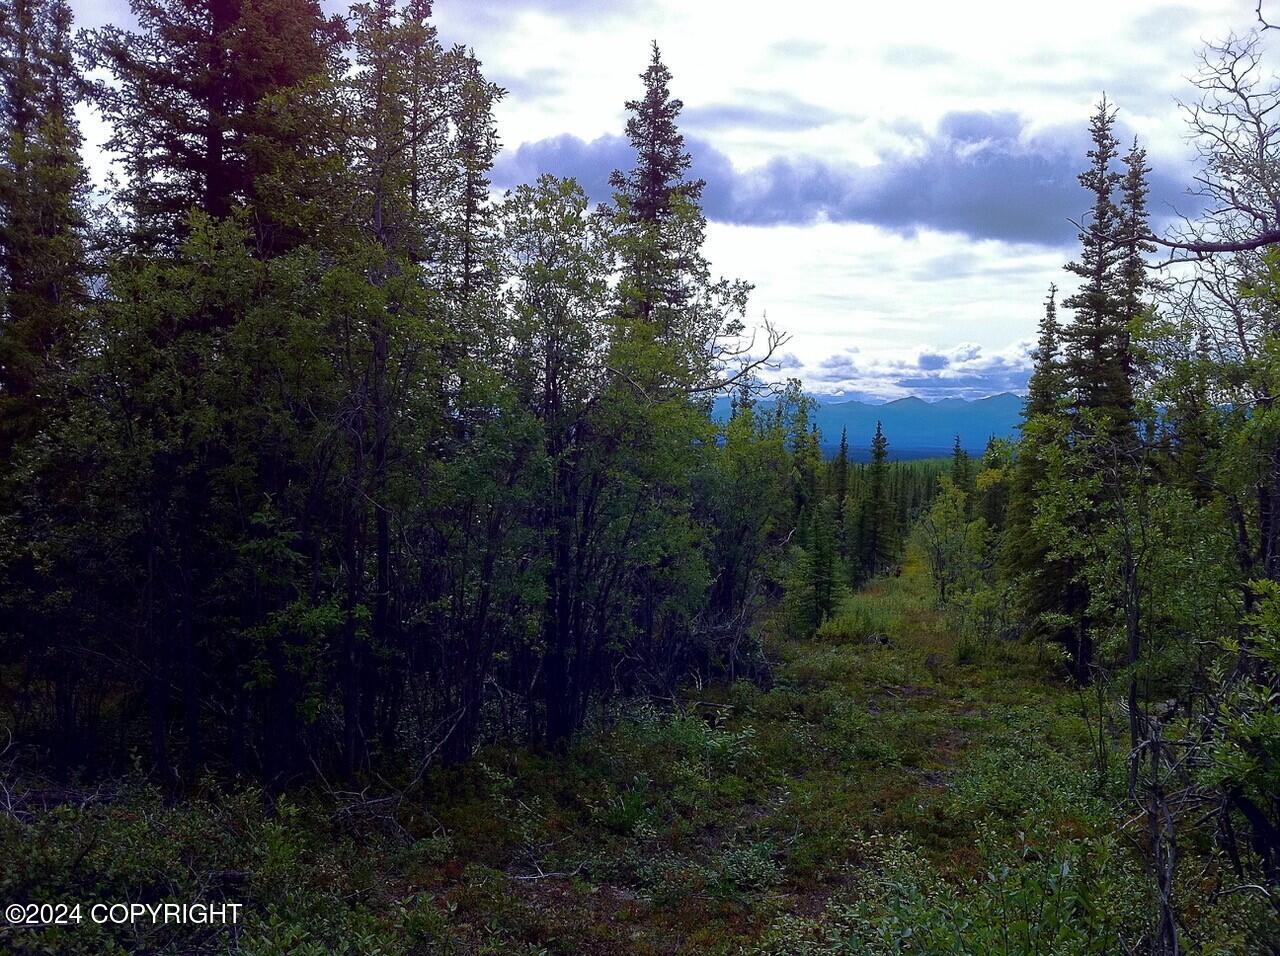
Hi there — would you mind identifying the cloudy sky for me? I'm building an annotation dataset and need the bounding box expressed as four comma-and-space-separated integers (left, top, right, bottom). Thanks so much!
73, 0, 1267, 400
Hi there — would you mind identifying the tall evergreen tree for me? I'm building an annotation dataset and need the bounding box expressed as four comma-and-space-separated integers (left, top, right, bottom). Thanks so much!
445, 55, 502, 319
951, 434, 972, 515
1003, 286, 1072, 636
1026, 284, 1062, 418
608, 41, 706, 331
1118, 139, 1155, 354
1041, 104, 1153, 677
82, 0, 346, 250
856, 422, 894, 579
788, 392, 819, 524
811, 495, 840, 624
0, 0, 87, 455
834, 426, 850, 504
0, 0, 90, 771
1062, 96, 1134, 433
609, 41, 703, 227
833, 425, 850, 553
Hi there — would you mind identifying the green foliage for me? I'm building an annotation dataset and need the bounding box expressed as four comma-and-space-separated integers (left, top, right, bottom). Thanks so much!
4, 4, 1280, 952
756, 830, 1149, 956
853, 421, 898, 581
814, 593, 894, 645
1203, 580, 1280, 851
5, 567, 1275, 953
0, 6, 794, 777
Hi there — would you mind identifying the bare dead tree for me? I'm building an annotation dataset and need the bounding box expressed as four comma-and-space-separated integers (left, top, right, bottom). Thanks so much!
1160, 34, 1280, 258
695, 314, 790, 396
1260, 1, 1277, 33
1151, 33, 1280, 587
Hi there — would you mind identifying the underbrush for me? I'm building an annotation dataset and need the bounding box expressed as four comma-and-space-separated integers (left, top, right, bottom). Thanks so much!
813, 592, 897, 645
753, 828, 1149, 956
2, 570, 1274, 954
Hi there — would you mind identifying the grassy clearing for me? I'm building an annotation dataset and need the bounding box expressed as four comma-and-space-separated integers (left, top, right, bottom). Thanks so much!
1, 564, 1269, 954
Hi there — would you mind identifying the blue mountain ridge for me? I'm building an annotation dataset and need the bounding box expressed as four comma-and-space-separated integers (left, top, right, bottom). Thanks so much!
711, 392, 1025, 461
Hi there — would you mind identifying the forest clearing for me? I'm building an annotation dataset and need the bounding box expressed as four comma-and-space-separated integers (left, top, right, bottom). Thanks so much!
4, 0, 1280, 952
13, 562, 1256, 955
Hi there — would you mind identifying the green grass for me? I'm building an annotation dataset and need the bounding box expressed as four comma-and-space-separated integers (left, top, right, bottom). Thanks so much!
2, 564, 1274, 954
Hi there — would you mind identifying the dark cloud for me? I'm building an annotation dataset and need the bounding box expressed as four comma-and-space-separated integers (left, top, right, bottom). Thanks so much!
493, 134, 634, 206
752, 112, 1185, 243
892, 371, 1031, 398
817, 353, 859, 369
809, 355, 861, 382
889, 348, 1031, 399
493, 110, 1191, 245
937, 110, 1023, 143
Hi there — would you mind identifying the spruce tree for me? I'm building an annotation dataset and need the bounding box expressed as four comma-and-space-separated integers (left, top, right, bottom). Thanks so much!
1118, 139, 1155, 343
1044, 104, 1153, 675
1003, 286, 1071, 630
811, 495, 839, 624
834, 425, 850, 505
856, 421, 894, 579
0, 0, 87, 455
446, 55, 502, 319
833, 425, 850, 555
608, 41, 706, 329
0, 0, 90, 771
82, 0, 345, 249
610, 42, 704, 227
789, 398, 819, 526
951, 432, 971, 487
1025, 284, 1062, 418
1062, 96, 1134, 432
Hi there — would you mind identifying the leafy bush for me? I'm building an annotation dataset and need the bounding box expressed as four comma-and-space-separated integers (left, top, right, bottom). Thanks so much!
815, 594, 895, 644
754, 830, 1149, 955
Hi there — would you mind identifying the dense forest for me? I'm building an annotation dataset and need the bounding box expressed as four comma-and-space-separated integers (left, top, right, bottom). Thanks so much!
0, 0, 1278, 953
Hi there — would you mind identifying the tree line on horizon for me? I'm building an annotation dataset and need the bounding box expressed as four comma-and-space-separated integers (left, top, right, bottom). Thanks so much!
3, 0, 1280, 947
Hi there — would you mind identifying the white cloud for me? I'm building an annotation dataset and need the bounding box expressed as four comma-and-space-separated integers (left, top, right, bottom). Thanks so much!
703, 221, 1062, 396
767, 338, 1035, 402
432, 0, 1260, 398
72, 0, 1267, 398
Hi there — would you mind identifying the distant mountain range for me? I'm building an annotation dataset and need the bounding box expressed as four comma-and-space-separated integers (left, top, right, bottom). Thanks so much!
713, 392, 1026, 461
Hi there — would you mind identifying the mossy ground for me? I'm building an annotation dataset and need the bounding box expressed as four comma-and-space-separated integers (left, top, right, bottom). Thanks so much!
1, 564, 1271, 953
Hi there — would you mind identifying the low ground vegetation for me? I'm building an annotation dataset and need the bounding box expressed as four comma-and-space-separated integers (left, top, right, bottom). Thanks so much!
4, 565, 1270, 954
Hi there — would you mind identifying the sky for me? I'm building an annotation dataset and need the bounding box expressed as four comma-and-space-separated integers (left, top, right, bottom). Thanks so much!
71, 0, 1269, 401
